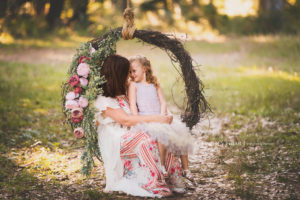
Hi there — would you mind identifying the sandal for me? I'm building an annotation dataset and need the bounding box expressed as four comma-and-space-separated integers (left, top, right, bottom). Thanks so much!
183, 170, 196, 184
169, 174, 186, 194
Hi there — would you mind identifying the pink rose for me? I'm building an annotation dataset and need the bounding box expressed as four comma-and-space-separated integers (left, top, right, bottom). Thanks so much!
73, 86, 82, 94
80, 78, 88, 86
65, 100, 79, 109
77, 63, 90, 78
71, 108, 84, 123
90, 47, 96, 55
78, 56, 90, 64
68, 75, 80, 87
72, 117, 83, 123
71, 108, 83, 119
74, 127, 84, 139
66, 91, 79, 100
78, 96, 88, 108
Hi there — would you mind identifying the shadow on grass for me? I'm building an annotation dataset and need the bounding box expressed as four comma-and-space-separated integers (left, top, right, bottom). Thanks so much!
0, 155, 122, 200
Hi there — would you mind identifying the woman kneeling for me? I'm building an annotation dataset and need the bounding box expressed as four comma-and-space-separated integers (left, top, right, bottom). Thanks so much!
94, 55, 185, 197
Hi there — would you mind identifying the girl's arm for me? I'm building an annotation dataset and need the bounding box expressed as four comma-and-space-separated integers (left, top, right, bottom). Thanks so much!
157, 86, 168, 115
103, 107, 173, 127
128, 82, 138, 115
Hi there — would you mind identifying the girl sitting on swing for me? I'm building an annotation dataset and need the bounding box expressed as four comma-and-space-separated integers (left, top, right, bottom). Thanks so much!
128, 55, 195, 182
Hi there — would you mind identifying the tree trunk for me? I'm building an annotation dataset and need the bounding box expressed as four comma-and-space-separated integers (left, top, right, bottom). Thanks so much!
46, 0, 65, 29
191, 0, 202, 6
259, 0, 285, 12
259, 0, 286, 31
122, 0, 131, 11
205, 2, 217, 28
67, 0, 89, 27
32, 0, 46, 16
8, 0, 28, 16
0, 0, 8, 18
163, 0, 174, 24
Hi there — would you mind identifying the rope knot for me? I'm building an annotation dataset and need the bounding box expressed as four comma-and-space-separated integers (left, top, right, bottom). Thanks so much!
122, 8, 136, 40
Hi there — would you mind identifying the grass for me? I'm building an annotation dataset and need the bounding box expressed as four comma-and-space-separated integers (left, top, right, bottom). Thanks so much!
204, 66, 300, 117
185, 35, 300, 73
0, 60, 76, 153
0, 34, 300, 199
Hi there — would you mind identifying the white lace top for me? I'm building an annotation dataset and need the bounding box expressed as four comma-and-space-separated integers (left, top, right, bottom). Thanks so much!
94, 95, 131, 126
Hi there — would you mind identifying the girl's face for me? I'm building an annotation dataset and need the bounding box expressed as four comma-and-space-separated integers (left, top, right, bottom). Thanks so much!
129, 61, 146, 82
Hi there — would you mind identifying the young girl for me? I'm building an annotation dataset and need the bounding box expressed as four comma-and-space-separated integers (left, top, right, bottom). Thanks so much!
128, 55, 194, 181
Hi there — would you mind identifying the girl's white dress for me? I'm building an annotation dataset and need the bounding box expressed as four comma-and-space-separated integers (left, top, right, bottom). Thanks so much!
94, 95, 184, 197
132, 83, 194, 155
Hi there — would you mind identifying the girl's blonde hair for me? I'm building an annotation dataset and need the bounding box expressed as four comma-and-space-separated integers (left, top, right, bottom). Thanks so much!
129, 55, 159, 88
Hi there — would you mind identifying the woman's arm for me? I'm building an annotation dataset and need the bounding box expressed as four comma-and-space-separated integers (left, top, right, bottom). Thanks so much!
157, 86, 168, 115
103, 107, 173, 127
128, 82, 138, 115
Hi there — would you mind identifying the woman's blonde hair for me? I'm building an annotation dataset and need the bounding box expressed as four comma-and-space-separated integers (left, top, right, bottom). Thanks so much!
129, 55, 159, 88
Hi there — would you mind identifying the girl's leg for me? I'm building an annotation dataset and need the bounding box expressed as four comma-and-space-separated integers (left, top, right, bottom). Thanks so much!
158, 142, 167, 175
158, 142, 166, 166
180, 155, 189, 170
180, 154, 195, 183
165, 152, 186, 193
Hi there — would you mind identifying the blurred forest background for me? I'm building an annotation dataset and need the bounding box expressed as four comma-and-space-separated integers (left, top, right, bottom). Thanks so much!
0, 0, 300, 40
0, 0, 300, 199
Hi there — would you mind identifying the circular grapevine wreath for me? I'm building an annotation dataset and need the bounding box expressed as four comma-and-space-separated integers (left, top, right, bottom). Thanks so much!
62, 12, 210, 176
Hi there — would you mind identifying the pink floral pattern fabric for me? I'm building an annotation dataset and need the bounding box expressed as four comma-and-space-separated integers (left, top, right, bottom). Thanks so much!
116, 95, 184, 196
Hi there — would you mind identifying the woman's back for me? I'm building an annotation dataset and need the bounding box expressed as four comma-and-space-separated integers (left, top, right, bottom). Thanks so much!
136, 83, 161, 115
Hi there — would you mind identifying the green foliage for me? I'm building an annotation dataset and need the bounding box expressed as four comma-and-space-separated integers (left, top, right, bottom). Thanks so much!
2, 0, 300, 38
283, 2, 300, 34
208, 2, 300, 35
61, 30, 121, 176
3, 15, 48, 38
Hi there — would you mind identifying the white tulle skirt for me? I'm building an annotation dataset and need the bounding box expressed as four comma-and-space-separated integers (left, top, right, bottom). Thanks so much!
131, 116, 194, 155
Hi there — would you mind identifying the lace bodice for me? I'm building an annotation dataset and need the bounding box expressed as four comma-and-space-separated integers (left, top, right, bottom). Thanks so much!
94, 95, 130, 125
136, 83, 161, 115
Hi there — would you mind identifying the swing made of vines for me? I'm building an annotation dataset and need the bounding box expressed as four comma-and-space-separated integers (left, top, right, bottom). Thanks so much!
62, 1, 210, 175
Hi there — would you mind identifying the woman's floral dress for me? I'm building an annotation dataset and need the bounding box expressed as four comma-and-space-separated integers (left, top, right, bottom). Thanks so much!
94, 95, 183, 197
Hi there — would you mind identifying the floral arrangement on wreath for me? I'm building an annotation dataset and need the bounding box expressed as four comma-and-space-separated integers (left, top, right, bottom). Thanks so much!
61, 30, 121, 176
